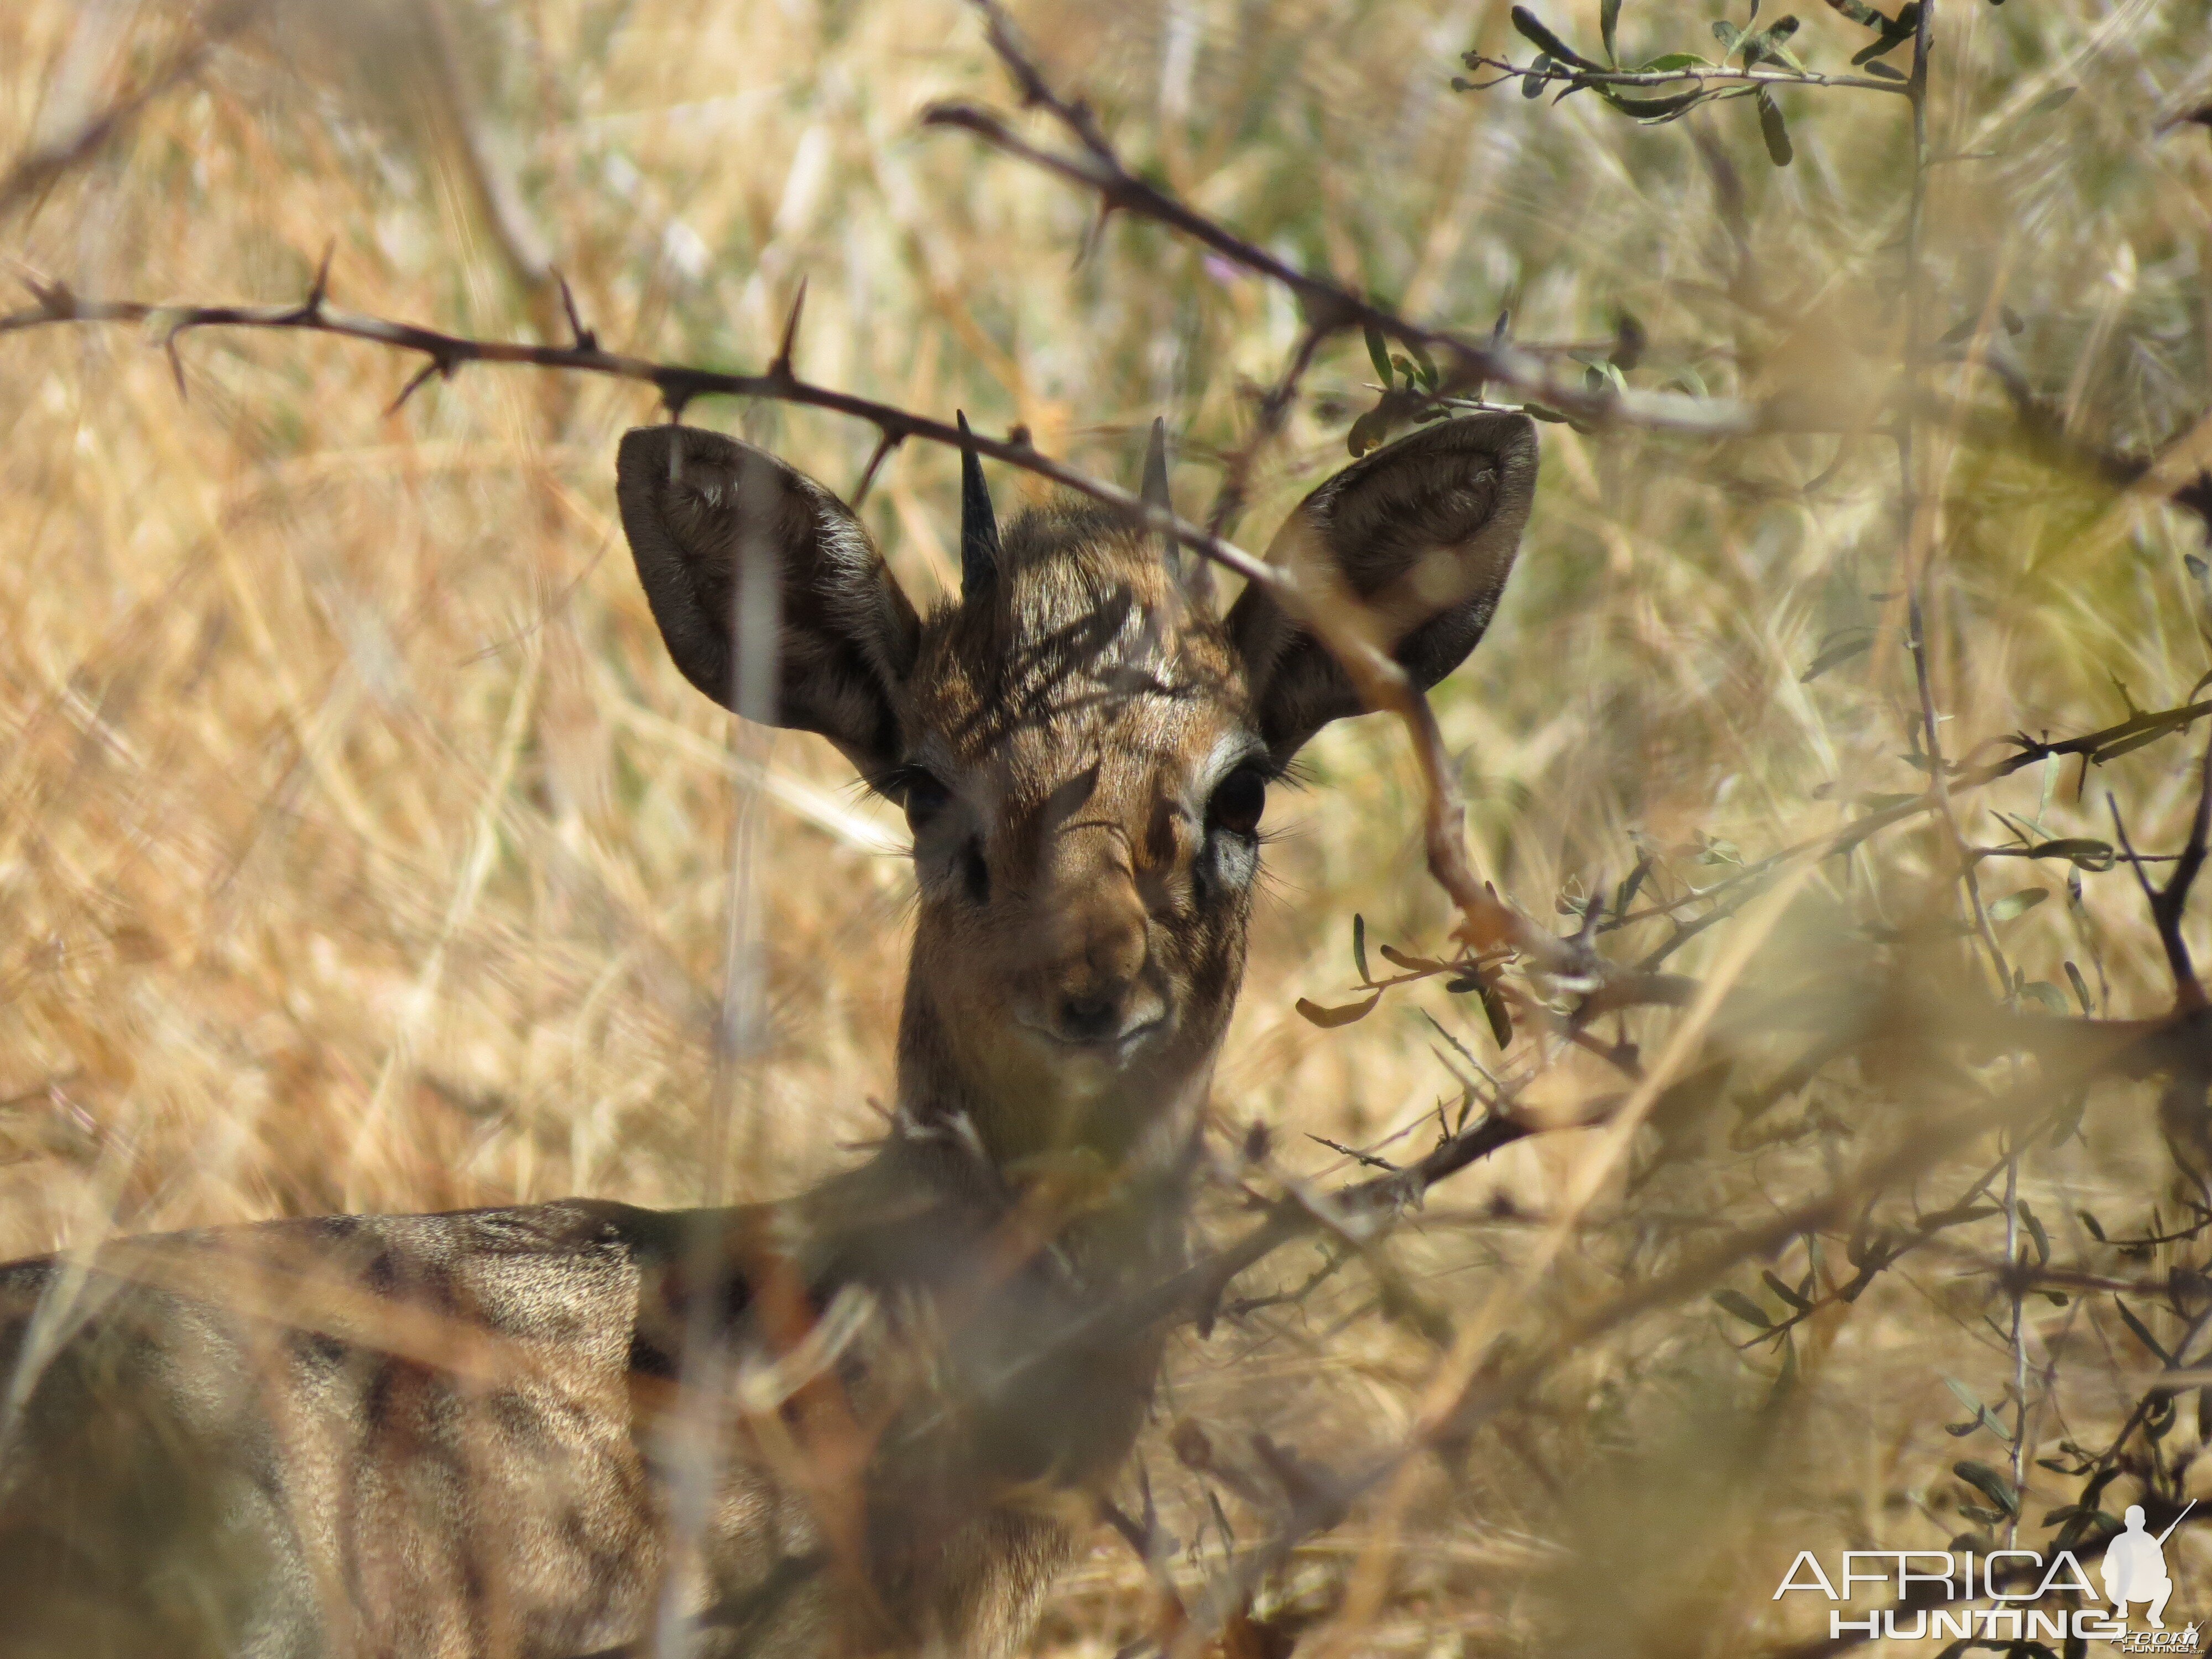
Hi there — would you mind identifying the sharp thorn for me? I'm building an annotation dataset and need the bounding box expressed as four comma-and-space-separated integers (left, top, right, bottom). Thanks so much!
385, 359, 440, 417
851, 429, 902, 508
306, 241, 334, 315
555, 271, 597, 353
773, 277, 808, 378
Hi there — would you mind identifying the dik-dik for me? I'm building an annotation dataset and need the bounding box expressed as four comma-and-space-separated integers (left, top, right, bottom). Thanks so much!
0, 409, 1536, 1657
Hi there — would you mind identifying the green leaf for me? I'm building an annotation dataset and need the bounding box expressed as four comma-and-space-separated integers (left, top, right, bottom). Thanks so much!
1612, 313, 1647, 373
2020, 1199, 2050, 1265
2077, 1208, 2105, 1242
1600, 86, 1710, 120
1352, 913, 1371, 984
2048, 1091, 2086, 1147
2026, 86, 2077, 117
1756, 88, 1793, 165
2031, 838, 2115, 871
1944, 1376, 1987, 1416
1478, 977, 1514, 1048
2092, 725, 2176, 763
1741, 14, 1801, 65
1850, 1, 1917, 62
1821, 0, 1883, 26
1768, 1332, 1798, 1404
1802, 629, 1874, 681
2064, 959, 2095, 1014
1711, 18, 1744, 56
1985, 887, 2049, 922
1954, 1460, 2018, 1515
1365, 324, 1395, 387
1510, 7, 1603, 70
1600, 0, 1623, 64
1405, 336, 1441, 391
1764, 1269, 1813, 1311
2019, 980, 2068, 1014
2115, 1298, 2173, 1365
1641, 51, 1715, 70
1713, 1288, 1773, 1328
1524, 53, 1552, 97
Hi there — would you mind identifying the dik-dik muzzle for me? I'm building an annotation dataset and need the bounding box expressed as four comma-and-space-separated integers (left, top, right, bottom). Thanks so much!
615, 410, 1539, 1165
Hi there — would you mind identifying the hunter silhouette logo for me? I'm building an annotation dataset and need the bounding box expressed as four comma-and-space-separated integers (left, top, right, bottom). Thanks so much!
1773, 1504, 2198, 1647
2107, 1504, 2189, 1629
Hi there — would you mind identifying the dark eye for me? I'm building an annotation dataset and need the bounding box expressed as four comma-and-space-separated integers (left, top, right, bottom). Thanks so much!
1208, 765, 1267, 838
901, 770, 952, 833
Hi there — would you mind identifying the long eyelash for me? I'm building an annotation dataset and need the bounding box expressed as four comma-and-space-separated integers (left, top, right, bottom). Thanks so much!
863, 763, 933, 802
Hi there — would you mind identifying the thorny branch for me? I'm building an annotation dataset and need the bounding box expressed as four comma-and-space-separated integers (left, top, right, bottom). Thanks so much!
1, 266, 1698, 1005
1154, 1016, 2205, 1659
1597, 696, 2212, 942
921, 0, 1761, 440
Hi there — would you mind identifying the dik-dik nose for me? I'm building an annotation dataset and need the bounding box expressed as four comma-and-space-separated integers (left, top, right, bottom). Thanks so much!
1041, 883, 1154, 1046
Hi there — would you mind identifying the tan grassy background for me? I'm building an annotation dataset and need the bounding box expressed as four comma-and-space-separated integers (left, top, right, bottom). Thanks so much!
5, 0, 2212, 1652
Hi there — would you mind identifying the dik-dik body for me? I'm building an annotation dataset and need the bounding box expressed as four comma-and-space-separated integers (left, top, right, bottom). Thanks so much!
0, 410, 1536, 1657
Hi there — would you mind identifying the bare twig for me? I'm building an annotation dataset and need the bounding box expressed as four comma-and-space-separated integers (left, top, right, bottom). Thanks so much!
2150, 729, 2212, 1011
1205, 326, 1324, 539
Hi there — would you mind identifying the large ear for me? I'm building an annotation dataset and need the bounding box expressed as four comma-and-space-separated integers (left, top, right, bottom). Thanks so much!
1224, 412, 1537, 768
615, 425, 920, 775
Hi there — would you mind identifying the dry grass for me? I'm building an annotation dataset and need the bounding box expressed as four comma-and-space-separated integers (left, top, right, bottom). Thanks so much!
5, 0, 2212, 1652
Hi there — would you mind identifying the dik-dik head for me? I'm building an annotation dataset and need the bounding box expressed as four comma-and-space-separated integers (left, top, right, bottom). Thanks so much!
615, 413, 1536, 1171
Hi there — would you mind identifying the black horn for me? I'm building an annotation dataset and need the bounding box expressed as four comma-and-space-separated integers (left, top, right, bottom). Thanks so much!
957, 410, 999, 602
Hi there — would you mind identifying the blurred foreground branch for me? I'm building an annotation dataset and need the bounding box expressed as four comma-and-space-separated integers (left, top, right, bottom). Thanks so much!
920, 0, 1763, 440
0, 1, 262, 226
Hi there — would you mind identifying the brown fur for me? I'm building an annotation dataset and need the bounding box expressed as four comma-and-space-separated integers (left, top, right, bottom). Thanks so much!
0, 413, 1536, 1657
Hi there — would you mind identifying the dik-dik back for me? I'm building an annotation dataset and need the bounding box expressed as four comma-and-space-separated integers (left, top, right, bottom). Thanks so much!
0, 410, 1536, 1657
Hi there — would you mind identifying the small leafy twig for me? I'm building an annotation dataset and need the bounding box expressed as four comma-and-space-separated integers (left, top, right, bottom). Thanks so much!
922, 0, 1759, 439
1458, 53, 1911, 101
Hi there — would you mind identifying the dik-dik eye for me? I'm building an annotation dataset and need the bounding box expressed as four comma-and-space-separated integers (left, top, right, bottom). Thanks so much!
899, 770, 952, 833
1207, 765, 1267, 839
